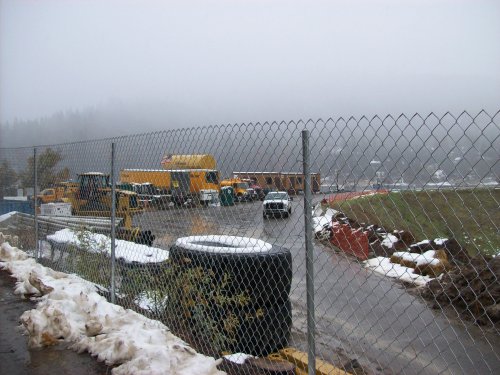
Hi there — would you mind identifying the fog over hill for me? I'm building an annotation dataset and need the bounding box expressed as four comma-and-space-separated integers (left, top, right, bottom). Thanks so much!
1, 108, 498, 188
1, 0, 499, 148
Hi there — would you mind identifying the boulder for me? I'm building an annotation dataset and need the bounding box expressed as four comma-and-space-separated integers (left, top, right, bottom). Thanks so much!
409, 240, 435, 253
399, 230, 415, 247
440, 239, 470, 265
422, 255, 500, 326
485, 304, 500, 323
414, 261, 449, 277
370, 239, 394, 257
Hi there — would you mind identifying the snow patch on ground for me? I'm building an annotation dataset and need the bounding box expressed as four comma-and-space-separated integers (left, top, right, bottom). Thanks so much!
364, 257, 432, 286
175, 235, 272, 253
0, 241, 224, 375
134, 292, 168, 312
223, 353, 254, 364
47, 228, 169, 264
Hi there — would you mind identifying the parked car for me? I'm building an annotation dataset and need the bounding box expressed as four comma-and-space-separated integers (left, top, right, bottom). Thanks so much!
263, 191, 292, 218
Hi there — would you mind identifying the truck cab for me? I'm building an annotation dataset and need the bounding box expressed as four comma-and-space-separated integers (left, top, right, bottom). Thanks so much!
220, 178, 250, 202
36, 181, 78, 205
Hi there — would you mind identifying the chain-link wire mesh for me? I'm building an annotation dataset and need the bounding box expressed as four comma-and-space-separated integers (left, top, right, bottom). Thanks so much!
0, 109, 499, 374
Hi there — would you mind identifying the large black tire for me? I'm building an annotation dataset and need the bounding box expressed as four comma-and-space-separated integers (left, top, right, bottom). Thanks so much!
169, 237, 292, 306
230, 299, 292, 356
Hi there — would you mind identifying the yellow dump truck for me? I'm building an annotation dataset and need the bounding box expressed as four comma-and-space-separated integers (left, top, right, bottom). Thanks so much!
161, 154, 216, 170
120, 169, 220, 205
220, 178, 251, 201
36, 181, 79, 205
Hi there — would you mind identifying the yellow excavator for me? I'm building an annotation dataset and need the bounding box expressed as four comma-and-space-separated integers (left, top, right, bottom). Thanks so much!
62, 172, 154, 245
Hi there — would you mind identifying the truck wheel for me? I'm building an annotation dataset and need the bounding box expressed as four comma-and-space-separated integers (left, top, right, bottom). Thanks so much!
170, 236, 292, 306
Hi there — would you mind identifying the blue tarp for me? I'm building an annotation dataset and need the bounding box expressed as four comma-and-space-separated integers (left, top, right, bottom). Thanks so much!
0, 200, 34, 215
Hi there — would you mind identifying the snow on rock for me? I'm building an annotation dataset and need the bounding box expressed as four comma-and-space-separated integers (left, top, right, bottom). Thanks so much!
392, 250, 439, 266
364, 257, 432, 286
175, 235, 272, 253
47, 228, 169, 264
381, 234, 399, 248
0, 242, 225, 375
434, 238, 448, 246
312, 216, 332, 234
413, 239, 430, 246
311, 206, 339, 234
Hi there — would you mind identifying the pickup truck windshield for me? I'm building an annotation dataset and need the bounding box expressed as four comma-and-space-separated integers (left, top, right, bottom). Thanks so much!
265, 192, 287, 200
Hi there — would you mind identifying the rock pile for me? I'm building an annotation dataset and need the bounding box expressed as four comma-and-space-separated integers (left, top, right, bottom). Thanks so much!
423, 256, 500, 326
390, 249, 450, 277
314, 205, 499, 327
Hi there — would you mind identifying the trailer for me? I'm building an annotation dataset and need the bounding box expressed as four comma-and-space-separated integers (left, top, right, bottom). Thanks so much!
120, 169, 220, 206
233, 172, 321, 194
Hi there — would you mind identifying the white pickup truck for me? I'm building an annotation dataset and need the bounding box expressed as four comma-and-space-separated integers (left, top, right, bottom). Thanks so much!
262, 191, 292, 218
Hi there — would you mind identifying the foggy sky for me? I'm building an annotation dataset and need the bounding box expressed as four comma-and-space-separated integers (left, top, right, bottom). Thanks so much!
1, 0, 500, 132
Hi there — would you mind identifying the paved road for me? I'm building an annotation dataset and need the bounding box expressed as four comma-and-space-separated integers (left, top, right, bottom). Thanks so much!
0, 271, 111, 375
137, 198, 500, 375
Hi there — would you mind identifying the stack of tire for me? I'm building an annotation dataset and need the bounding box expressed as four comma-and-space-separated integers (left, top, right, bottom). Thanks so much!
169, 235, 292, 356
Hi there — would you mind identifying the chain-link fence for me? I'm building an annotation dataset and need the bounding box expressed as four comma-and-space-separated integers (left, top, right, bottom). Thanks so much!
0, 110, 499, 374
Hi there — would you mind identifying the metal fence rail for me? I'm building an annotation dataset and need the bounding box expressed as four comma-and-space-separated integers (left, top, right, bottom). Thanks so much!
0, 109, 499, 374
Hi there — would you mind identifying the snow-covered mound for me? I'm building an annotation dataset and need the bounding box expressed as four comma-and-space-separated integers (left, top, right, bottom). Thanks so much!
364, 257, 433, 286
364, 245, 449, 286
0, 240, 224, 375
47, 228, 169, 264
391, 250, 441, 267
312, 206, 339, 239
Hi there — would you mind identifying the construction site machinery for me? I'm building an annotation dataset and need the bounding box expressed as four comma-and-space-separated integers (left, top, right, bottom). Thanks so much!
35, 181, 79, 205
120, 169, 220, 206
220, 178, 251, 201
62, 172, 154, 245
160, 154, 216, 170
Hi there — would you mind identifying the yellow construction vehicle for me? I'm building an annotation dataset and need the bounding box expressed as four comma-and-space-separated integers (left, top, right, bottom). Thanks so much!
62, 172, 154, 245
220, 178, 251, 202
160, 154, 216, 170
35, 181, 79, 205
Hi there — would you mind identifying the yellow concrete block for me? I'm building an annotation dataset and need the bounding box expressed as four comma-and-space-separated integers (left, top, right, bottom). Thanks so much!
278, 347, 351, 375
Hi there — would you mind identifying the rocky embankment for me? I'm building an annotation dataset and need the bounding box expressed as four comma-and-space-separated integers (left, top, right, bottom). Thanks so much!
313, 204, 500, 327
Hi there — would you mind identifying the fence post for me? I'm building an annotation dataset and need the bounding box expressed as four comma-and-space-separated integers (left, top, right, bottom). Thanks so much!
302, 130, 316, 375
110, 142, 116, 304
33, 147, 39, 260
